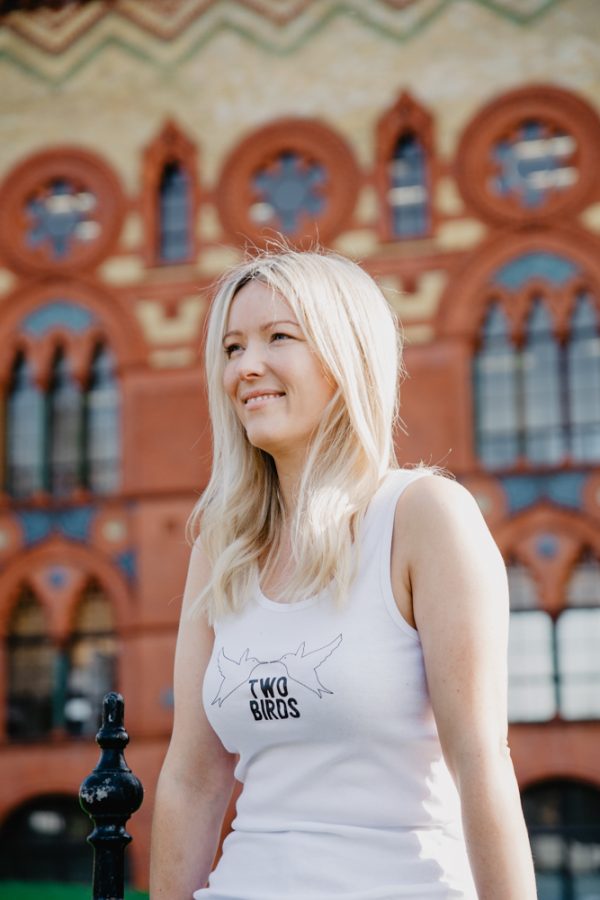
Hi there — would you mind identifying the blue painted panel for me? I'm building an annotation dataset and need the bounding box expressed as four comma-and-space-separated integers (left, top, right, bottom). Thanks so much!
536, 534, 559, 559
22, 301, 96, 337
501, 471, 587, 513
18, 510, 53, 544
493, 252, 580, 291
47, 566, 68, 588
114, 549, 136, 582
253, 151, 326, 235
55, 506, 95, 541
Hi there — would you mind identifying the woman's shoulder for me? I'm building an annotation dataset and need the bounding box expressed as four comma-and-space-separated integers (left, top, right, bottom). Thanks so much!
393, 470, 489, 551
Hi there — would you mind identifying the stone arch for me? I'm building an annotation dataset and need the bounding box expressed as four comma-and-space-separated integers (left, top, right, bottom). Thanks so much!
436, 225, 600, 341
0, 276, 146, 386
0, 536, 132, 642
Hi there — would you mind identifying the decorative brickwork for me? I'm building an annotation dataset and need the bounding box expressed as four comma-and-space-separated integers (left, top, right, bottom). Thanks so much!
455, 85, 600, 226
216, 118, 360, 247
0, 148, 125, 276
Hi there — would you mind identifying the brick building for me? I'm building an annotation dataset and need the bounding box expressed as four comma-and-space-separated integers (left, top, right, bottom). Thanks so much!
0, 0, 599, 895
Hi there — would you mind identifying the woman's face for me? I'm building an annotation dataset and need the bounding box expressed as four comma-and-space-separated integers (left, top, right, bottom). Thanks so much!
222, 279, 336, 468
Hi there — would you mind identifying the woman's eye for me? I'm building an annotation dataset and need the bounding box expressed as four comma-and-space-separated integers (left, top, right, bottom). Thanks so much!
271, 332, 291, 343
224, 343, 242, 358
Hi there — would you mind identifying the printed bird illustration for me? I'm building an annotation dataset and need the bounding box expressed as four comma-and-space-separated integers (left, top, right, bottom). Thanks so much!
279, 633, 343, 698
212, 647, 259, 706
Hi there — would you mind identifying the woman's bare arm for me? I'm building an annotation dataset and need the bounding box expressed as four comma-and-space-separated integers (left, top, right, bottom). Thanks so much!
150, 540, 236, 900
393, 475, 537, 899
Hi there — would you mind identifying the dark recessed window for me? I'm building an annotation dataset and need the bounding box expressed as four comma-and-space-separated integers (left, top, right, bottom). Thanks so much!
388, 131, 429, 238
64, 584, 117, 737
158, 161, 192, 263
6, 589, 54, 740
522, 779, 600, 898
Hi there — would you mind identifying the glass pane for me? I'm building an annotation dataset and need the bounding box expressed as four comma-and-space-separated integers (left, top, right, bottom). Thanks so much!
474, 304, 519, 468
535, 872, 566, 900
7, 591, 54, 740
508, 611, 556, 722
567, 555, 600, 608
557, 609, 600, 719
65, 585, 117, 737
252, 150, 327, 236
568, 294, 600, 462
523, 780, 600, 898
49, 353, 83, 496
158, 161, 191, 262
388, 131, 429, 238
522, 301, 566, 465
0, 794, 93, 883
26, 178, 100, 261
6, 355, 45, 498
85, 347, 119, 494
490, 119, 578, 209
507, 562, 539, 611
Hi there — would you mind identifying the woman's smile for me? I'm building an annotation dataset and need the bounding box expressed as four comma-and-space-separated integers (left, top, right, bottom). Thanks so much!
241, 390, 286, 410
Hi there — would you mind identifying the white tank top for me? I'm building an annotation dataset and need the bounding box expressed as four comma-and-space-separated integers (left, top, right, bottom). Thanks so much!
195, 469, 477, 899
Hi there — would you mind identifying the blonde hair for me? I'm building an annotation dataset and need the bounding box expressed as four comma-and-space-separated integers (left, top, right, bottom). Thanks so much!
187, 247, 404, 621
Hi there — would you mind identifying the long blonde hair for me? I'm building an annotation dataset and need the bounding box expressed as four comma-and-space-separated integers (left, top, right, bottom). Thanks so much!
187, 248, 404, 621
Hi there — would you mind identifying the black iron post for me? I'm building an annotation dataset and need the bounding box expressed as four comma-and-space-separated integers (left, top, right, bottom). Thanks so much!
79, 692, 144, 900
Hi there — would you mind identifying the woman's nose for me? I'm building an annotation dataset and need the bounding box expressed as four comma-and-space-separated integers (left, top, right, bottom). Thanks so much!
238, 341, 266, 378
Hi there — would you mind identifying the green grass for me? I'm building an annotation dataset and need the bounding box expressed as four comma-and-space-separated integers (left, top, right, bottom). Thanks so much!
0, 883, 148, 899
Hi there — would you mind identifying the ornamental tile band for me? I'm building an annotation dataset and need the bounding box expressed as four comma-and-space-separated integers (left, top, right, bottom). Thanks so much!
21, 301, 96, 336
0, 0, 565, 85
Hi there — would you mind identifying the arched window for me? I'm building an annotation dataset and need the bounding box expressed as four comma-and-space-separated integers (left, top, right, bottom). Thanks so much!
84, 345, 119, 494
388, 131, 429, 238
158, 161, 192, 263
5, 353, 46, 498
473, 303, 519, 468
6, 588, 54, 740
48, 349, 83, 497
507, 561, 556, 723
375, 91, 434, 242
522, 299, 564, 466
0, 794, 92, 882
568, 293, 600, 462
472, 254, 600, 471
522, 779, 600, 898
4, 333, 121, 501
64, 583, 117, 737
142, 120, 198, 266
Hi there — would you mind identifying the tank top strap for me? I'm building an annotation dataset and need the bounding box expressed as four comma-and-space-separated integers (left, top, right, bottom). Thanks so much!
358, 468, 435, 635
362, 467, 434, 543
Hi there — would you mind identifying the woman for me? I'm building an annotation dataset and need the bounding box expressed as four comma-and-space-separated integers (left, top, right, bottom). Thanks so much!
150, 249, 537, 899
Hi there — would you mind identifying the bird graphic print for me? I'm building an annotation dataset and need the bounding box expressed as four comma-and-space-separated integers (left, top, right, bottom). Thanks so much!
211, 634, 343, 720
